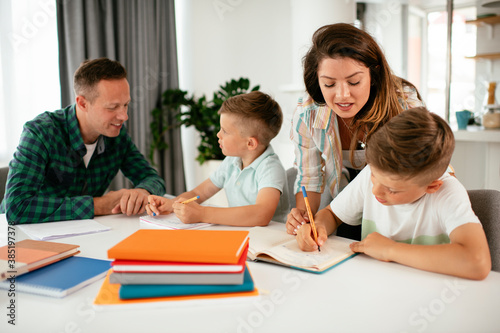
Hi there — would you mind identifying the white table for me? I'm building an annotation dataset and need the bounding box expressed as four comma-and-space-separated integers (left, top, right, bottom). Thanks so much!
2, 214, 500, 333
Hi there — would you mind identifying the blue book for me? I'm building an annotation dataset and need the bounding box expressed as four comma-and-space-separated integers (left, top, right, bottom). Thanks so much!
119, 265, 254, 299
0, 256, 111, 298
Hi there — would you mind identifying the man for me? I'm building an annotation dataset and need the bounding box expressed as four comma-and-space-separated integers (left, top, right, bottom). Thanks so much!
1, 58, 166, 224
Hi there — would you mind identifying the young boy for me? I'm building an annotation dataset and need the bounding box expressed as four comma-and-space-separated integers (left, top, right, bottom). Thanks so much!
147, 91, 290, 226
289, 107, 491, 280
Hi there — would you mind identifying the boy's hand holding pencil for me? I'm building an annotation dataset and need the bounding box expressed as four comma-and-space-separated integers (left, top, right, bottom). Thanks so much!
301, 186, 321, 252
172, 196, 202, 224
295, 223, 328, 252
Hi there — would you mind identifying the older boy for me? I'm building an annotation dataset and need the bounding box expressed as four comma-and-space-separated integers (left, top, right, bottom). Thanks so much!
290, 107, 491, 280
147, 91, 290, 225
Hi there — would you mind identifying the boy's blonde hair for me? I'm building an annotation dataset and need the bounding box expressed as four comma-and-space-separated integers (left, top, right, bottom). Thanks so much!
218, 91, 282, 146
366, 107, 455, 186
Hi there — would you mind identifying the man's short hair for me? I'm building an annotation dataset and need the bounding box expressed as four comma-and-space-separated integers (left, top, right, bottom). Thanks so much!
366, 107, 455, 185
73, 58, 127, 103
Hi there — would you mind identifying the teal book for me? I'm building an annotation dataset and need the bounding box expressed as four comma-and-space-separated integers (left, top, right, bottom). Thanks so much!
119, 265, 254, 299
0, 256, 111, 298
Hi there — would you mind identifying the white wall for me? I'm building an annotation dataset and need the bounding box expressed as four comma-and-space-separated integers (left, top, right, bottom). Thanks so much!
175, 0, 356, 192
363, 1, 406, 77
176, 0, 293, 192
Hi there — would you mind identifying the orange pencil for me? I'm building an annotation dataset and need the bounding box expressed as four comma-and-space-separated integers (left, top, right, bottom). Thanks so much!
182, 195, 200, 204
301, 186, 320, 251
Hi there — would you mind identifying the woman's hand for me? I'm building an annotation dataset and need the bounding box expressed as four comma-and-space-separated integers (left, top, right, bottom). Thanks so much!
286, 208, 309, 235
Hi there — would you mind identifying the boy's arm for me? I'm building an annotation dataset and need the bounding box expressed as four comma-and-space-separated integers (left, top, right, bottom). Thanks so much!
173, 187, 281, 226
174, 178, 221, 203
350, 223, 491, 280
295, 205, 343, 251
147, 179, 221, 216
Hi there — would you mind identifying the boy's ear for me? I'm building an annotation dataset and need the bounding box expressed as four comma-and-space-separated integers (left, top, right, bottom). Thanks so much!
425, 179, 443, 194
247, 137, 259, 151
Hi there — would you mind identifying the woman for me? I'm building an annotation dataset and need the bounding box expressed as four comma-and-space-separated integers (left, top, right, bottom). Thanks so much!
287, 23, 424, 240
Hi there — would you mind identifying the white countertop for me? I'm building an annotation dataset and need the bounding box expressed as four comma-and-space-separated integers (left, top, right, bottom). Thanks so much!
453, 126, 500, 142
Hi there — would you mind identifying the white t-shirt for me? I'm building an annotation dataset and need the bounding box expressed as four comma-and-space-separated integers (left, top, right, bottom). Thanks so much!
330, 165, 480, 244
83, 142, 97, 168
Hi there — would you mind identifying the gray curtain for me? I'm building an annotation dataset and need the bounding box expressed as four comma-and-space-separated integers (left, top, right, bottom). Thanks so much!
57, 0, 185, 195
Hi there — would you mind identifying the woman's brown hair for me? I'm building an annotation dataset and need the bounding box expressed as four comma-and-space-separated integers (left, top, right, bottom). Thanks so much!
303, 23, 422, 153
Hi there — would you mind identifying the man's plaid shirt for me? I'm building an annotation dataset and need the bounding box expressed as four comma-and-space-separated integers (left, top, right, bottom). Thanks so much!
1, 105, 166, 224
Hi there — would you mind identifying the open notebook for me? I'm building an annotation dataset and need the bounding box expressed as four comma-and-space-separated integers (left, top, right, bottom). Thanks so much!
248, 227, 356, 273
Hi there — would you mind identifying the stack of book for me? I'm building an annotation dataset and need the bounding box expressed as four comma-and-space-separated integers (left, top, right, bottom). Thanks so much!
94, 229, 258, 308
0, 239, 110, 297
0, 239, 80, 280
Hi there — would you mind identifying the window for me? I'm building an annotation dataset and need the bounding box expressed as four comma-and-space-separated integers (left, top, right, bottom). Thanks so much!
0, 0, 61, 166
425, 6, 477, 124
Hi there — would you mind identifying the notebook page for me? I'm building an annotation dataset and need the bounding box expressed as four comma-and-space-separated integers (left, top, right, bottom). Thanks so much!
248, 227, 295, 259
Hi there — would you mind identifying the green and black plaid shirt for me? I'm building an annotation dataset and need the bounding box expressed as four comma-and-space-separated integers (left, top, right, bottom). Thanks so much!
1, 105, 166, 224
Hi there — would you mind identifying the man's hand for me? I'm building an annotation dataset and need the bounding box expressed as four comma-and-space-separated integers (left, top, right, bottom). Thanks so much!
111, 188, 150, 216
94, 188, 150, 216
93, 190, 125, 216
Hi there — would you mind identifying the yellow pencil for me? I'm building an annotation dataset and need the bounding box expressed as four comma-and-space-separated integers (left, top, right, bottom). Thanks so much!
301, 186, 320, 251
181, 195, 200, 204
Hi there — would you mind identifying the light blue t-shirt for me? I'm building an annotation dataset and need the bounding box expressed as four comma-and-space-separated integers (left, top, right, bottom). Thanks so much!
209, 145, 290, 222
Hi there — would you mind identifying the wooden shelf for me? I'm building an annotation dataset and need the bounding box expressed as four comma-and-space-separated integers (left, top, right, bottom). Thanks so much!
466, 15, 500, 26
466, 53, 500, 60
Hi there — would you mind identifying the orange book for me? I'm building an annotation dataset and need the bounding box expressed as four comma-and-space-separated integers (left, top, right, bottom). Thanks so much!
93, 269, 259, 310
107, 230, 249, 264
0, 239, 80, 281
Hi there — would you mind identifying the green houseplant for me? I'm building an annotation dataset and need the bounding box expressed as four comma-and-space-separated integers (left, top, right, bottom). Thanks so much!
150, 78, 260, 165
